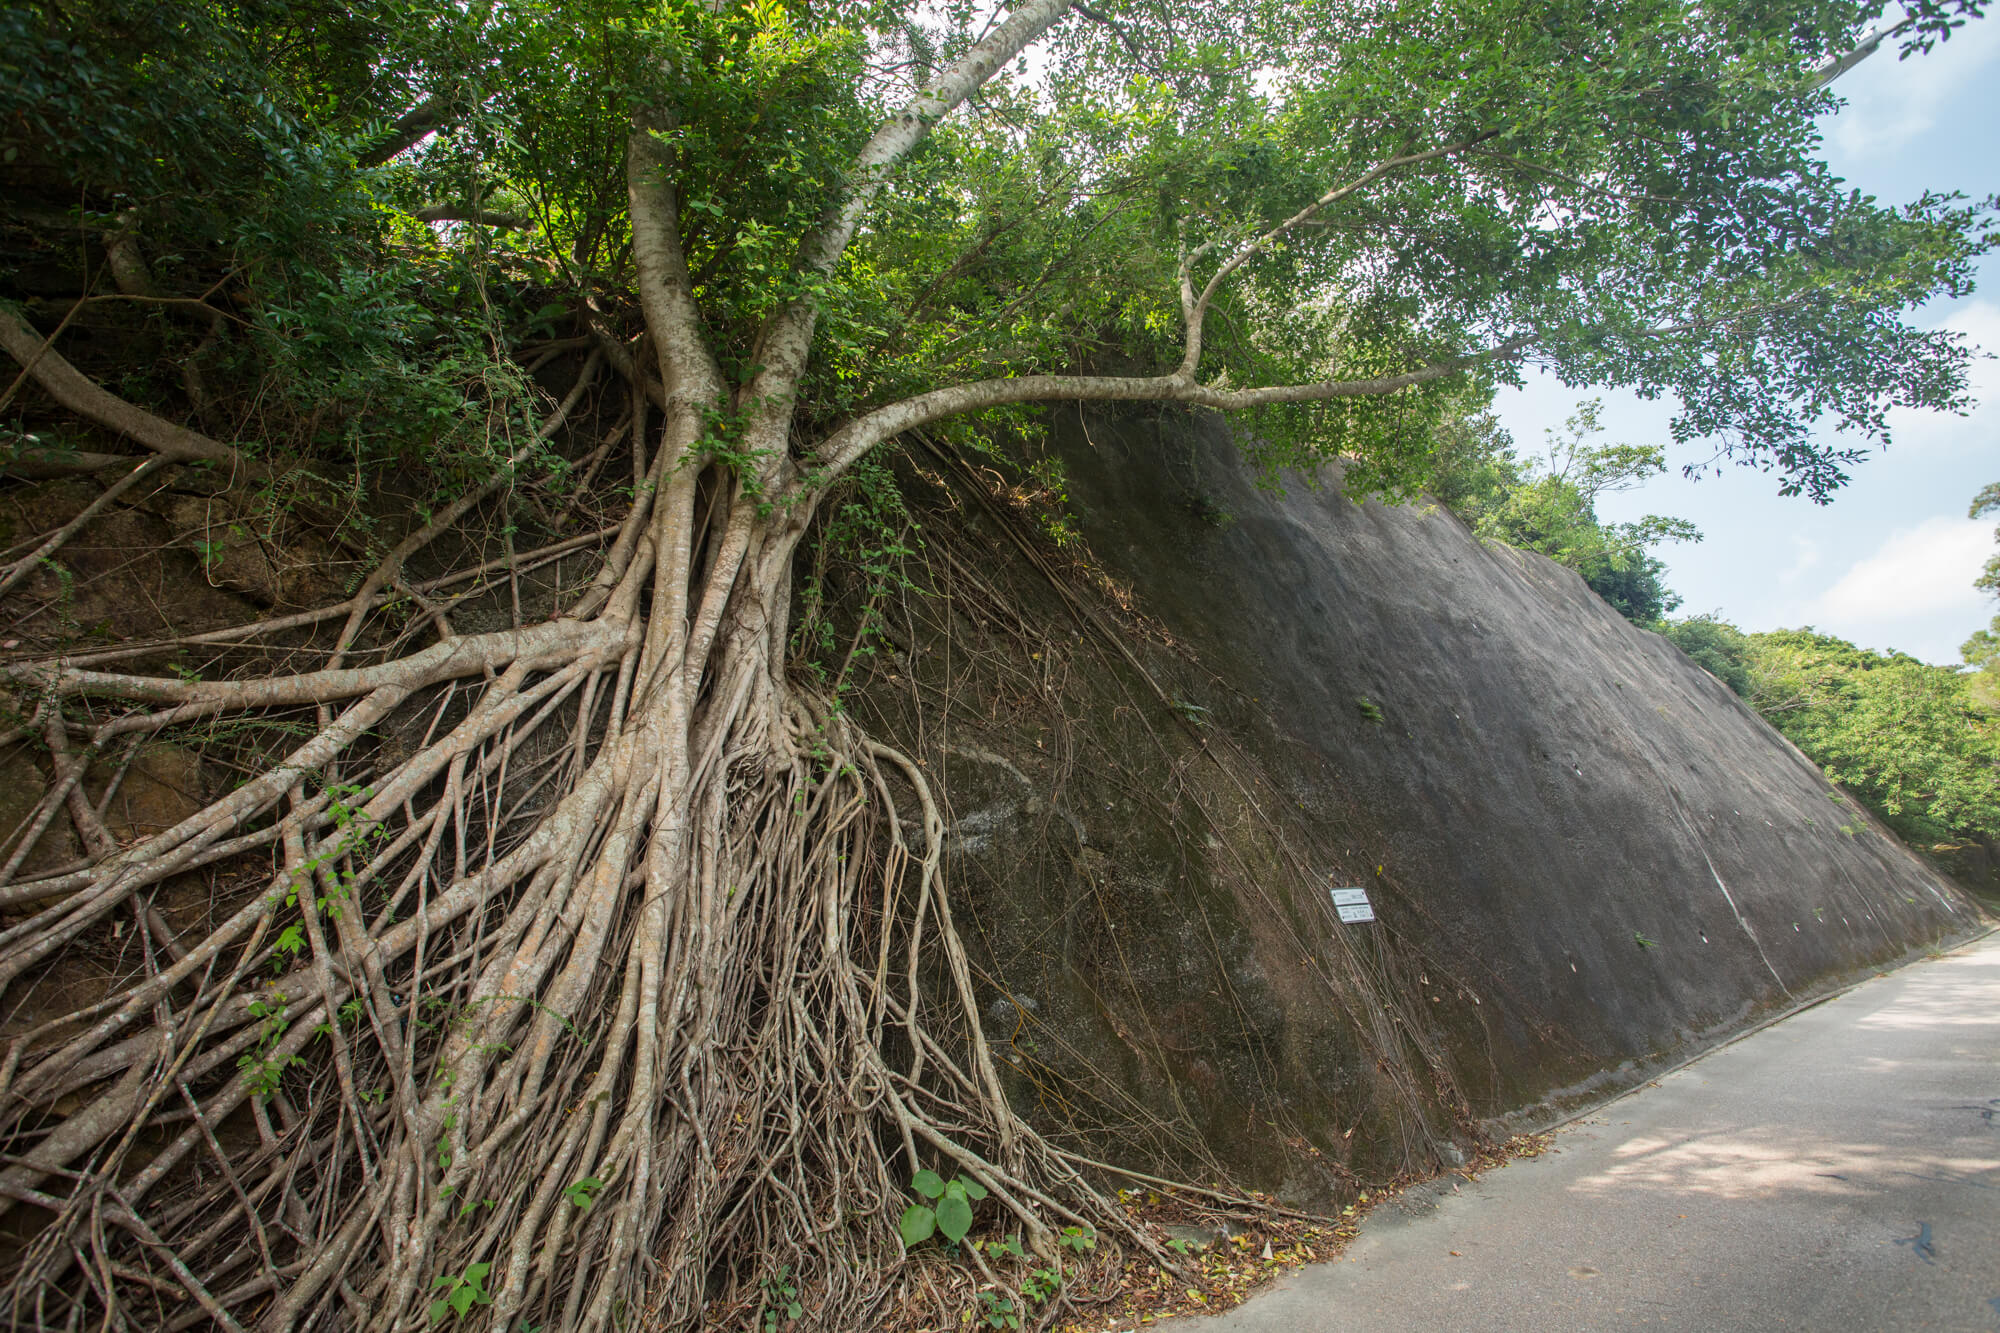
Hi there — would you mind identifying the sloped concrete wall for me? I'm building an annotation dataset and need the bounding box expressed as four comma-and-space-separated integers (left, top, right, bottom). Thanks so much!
853, 407, 1984, 1202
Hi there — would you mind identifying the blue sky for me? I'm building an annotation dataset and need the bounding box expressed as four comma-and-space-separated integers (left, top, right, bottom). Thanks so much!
1491, 15, 2000, 665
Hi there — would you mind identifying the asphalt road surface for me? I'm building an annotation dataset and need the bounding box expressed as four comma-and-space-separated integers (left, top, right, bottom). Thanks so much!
1208, 932, 2000, 1333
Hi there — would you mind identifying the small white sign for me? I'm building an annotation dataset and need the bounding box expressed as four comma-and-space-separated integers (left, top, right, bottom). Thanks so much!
1330, 887, 1374, 923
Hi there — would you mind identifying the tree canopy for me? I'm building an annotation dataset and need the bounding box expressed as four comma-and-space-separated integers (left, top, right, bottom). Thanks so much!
1665, 620, 2000, 856
1963, 481, 2000, 704
6, 0, 1993, 504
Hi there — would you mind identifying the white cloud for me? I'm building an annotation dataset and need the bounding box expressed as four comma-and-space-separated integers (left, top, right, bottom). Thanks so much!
1813, 515, 1989, 625
1779, 536, 1820, 586
1824, 14, 2000, 160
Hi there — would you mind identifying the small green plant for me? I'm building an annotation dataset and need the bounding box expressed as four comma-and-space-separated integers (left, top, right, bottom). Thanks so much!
264, 781, 386, 973
975, 1289, 1021, 1330
1058, 1224, 1096, 1253
1040, 512, 1082, 547
428, 1262, 492, 1324
1026, 456, 1085, 546
237, 991, 297, 1097
1021, 1265, 1061, 1304
37, 557, 77, 636
759, 1264, 802, 1331
192, 536, 229, 573
981, 1235, 1025, 1261
1356, 697, 1384, 725
1633, 931, 1657, 949
1177, 488, 1233, 529
899, 1169, 986, 1248
563, 1176, 604, 1210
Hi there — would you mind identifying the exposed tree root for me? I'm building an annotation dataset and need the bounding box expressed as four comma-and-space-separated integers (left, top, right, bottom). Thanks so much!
0, 425, 1179, 1331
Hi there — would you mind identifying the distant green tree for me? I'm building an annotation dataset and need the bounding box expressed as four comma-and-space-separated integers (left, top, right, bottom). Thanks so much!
1664, 615, 2000, 876
1432, 400, 1699, 624
1963, 624, 2000, 704
1659, 615, 1756, 697
1743, 630, 2000, 847
1972, 481, 2000, 597
1963, 481, 2000, 704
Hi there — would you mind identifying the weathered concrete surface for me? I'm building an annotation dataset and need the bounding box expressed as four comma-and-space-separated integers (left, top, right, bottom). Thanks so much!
1042, 409, 1985, 1117
1205, 930, 2000, 1333
855, 409, 1985, 1198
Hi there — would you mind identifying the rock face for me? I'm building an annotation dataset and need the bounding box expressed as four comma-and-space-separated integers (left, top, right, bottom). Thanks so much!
858, 408, 1985, 1203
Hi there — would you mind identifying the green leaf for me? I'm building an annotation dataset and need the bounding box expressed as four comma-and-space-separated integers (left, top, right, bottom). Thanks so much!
899, 1203, 936, 1248
960, 1178, 988, 1201
910, 1169, 944, 1200
935, 1190, 973, 1244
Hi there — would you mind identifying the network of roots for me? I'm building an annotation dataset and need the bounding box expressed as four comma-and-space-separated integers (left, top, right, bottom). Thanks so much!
0, 341, 1194, 1332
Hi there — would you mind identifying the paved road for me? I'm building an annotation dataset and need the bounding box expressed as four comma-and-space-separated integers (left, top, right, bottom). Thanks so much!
1210, 934, 2000, 1333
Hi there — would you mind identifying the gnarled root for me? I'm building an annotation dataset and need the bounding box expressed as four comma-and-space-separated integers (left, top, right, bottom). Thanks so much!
0, 550, 1143, 1329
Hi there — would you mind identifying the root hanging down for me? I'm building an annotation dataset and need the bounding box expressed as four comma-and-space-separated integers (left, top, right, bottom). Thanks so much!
0, 474, 1159, 1331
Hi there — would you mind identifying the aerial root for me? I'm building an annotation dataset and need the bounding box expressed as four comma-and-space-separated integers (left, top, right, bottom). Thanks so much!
0, 607, 1169, 1330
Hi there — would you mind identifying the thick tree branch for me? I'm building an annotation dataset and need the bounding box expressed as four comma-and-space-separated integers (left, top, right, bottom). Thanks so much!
816, 337, 1532, 478
1179, 134, 1497, 377
412, 203, 536, 230
740, 0, 1077, 441
357, 97, 451, 168
1807, 25, 1885, 88
7, 618, 619, 711
0, 449, 133, 479
0, 308, 264, 480
625, 118, 726, 428
817, 276, 1849, 484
